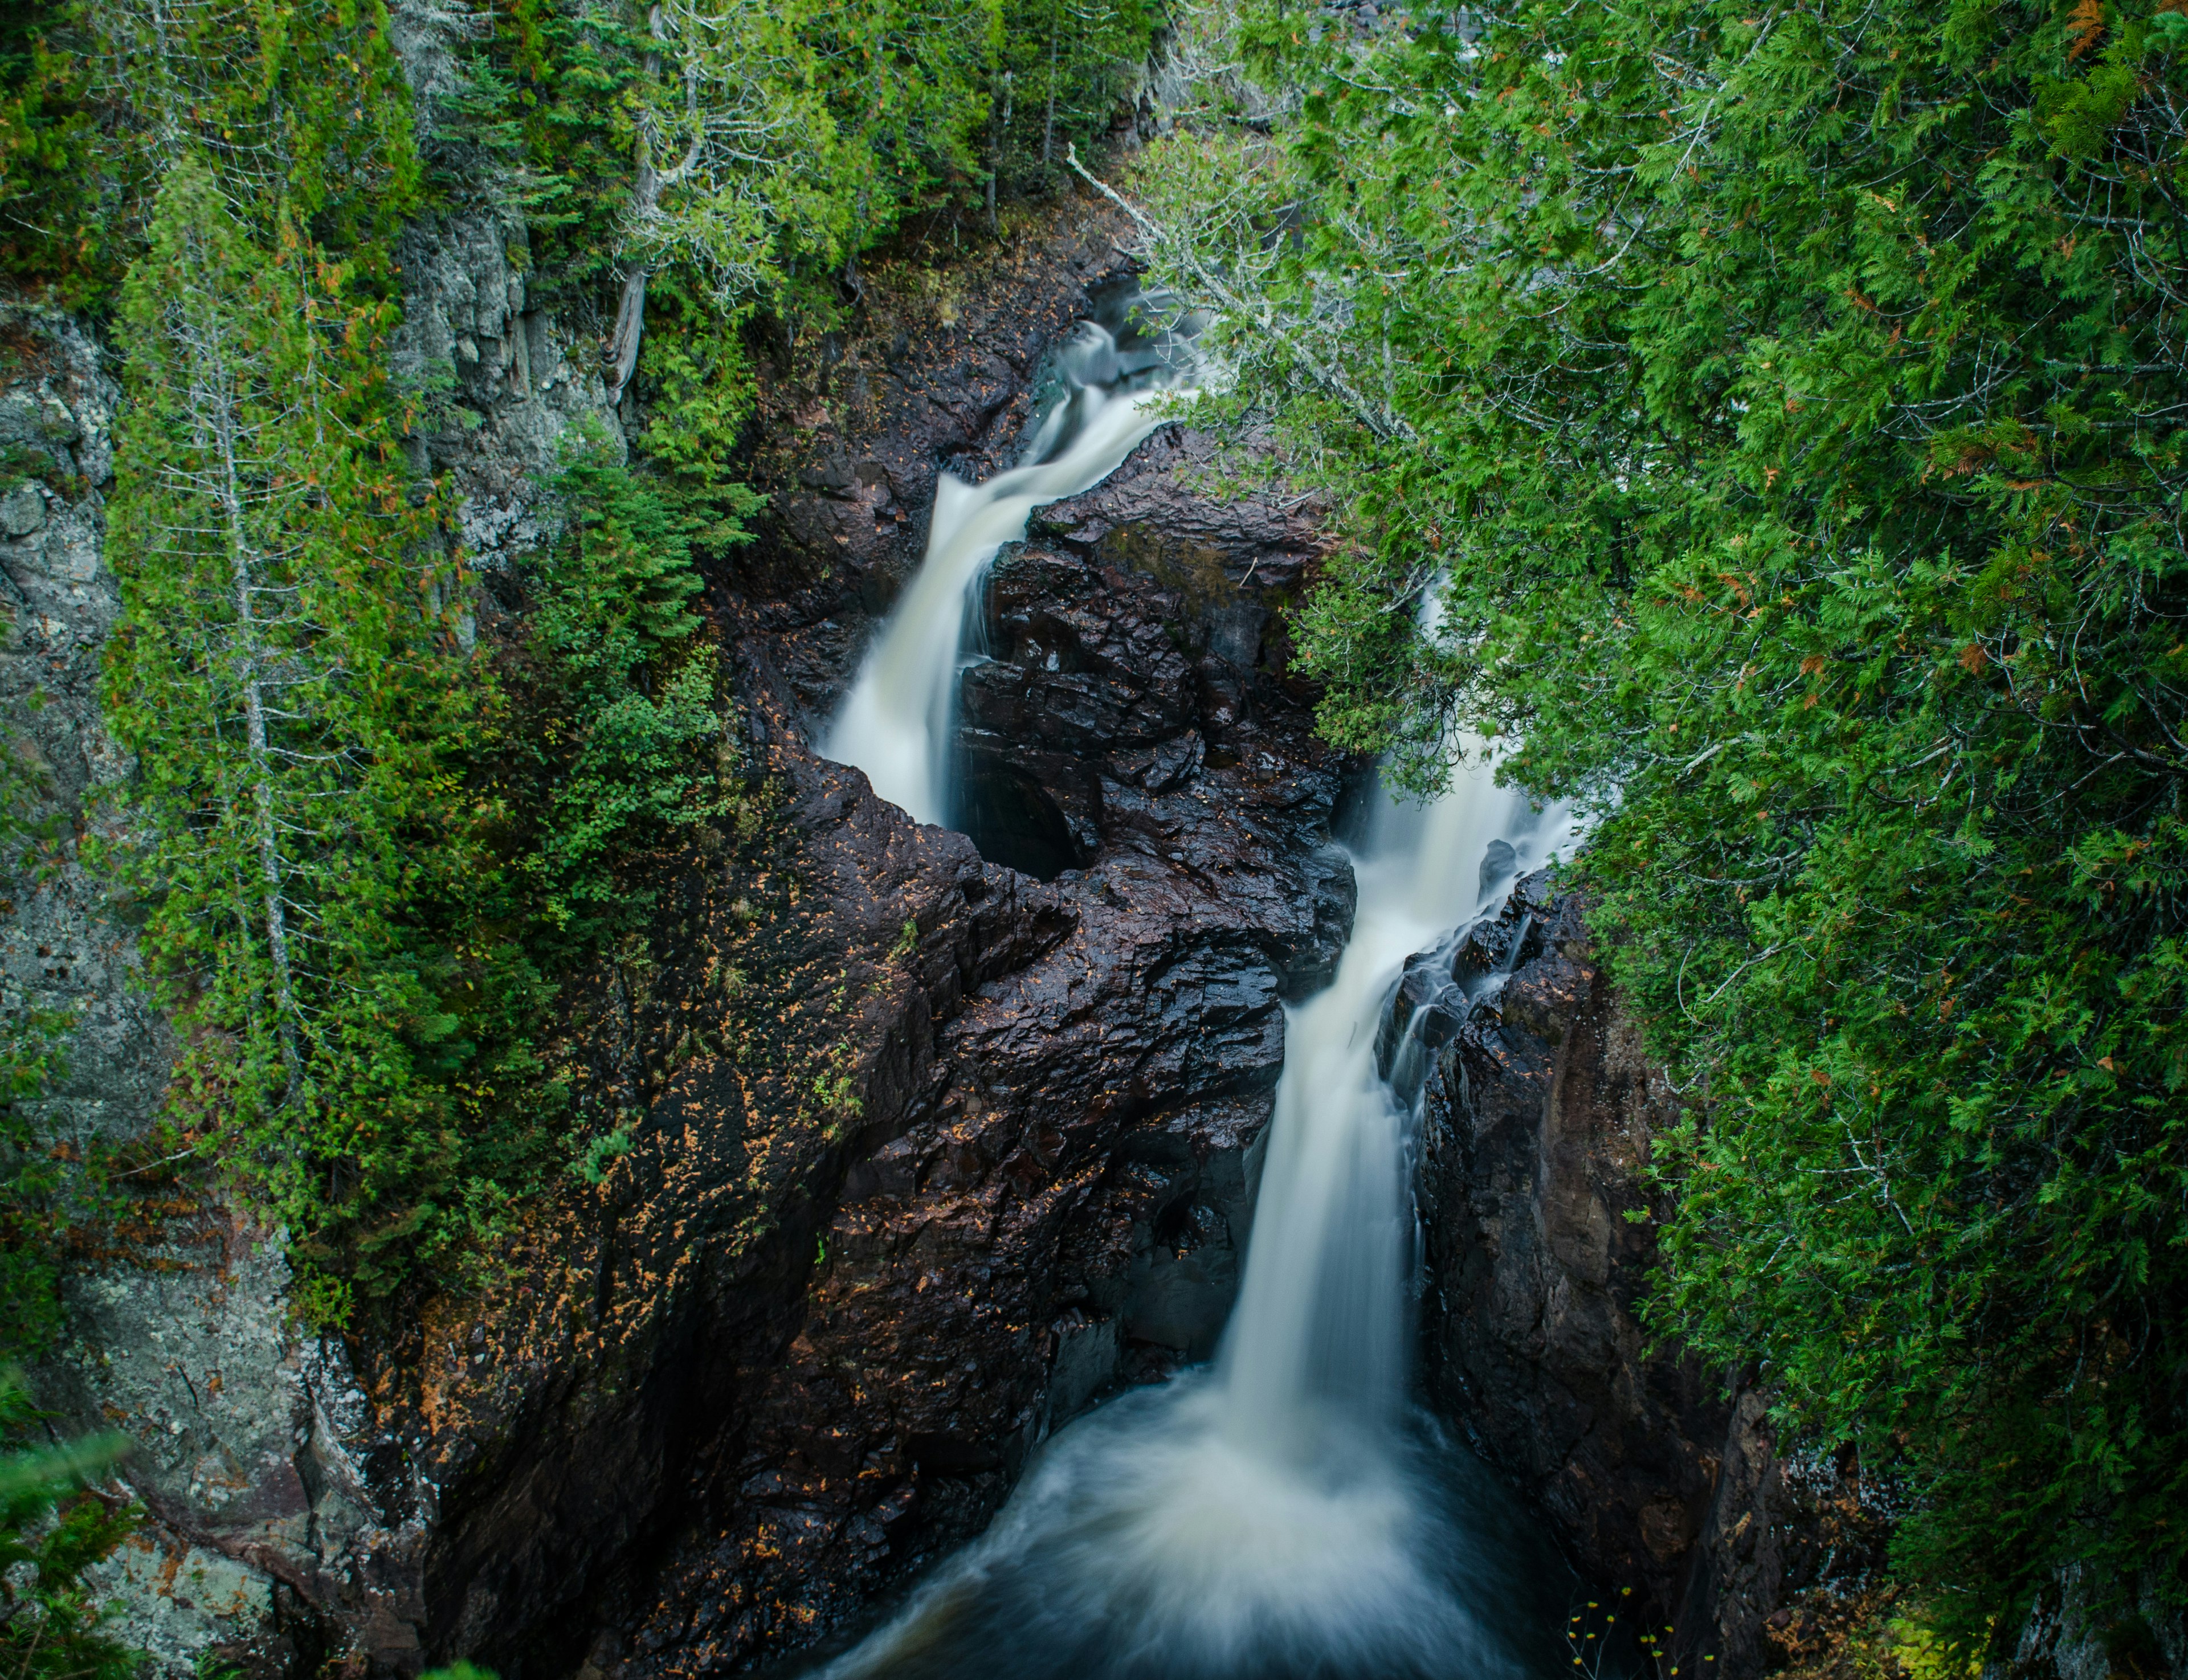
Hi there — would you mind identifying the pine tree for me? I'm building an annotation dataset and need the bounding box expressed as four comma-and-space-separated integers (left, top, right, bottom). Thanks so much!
104, 152, 483, 1320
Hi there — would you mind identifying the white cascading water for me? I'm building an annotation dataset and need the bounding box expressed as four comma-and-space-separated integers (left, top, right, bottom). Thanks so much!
1221, 757, 1566, 1457
824, 313, 1189, 823
817, 716, 1585, 1679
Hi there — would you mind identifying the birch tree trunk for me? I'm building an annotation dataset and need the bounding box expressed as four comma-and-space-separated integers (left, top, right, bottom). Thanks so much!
605, 3, 673, 407
1041, 0, 1060, 178
987, 70, 1013, 231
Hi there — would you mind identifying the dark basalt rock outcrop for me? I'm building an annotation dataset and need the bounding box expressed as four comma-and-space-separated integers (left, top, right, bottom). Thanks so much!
953, 422, 1335, 888
1417, 882, 1885, 1680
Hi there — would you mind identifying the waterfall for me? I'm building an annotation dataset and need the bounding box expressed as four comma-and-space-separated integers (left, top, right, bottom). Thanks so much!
1219, 754, 1554, 1458
823, 313, 1189, 824
818, 742, 1585, 1680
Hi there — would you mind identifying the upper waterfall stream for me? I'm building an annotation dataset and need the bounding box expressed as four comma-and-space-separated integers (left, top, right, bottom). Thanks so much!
824, 300, 1190, 824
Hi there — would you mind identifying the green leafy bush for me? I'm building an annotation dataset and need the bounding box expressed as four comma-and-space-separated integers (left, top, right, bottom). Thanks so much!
503, 434, 730, 949
0, 1373, 134, 1680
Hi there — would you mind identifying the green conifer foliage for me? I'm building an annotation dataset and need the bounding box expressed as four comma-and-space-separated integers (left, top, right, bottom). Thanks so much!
0, 1368, 134, 1680
504, 436, 729, 949
0, 0, 1157, 1329
104, 154, 489, 1322
1136, 0, 2188, 1646
993, 0, 1153, 197
0, 1, 125, 303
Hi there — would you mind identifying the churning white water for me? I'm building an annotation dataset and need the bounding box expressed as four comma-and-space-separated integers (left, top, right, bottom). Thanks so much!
824, 313, 1190, 823
815, 743, 1584, 1680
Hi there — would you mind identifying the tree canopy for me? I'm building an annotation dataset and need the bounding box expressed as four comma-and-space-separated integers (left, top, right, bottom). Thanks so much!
0, 0, 1155, 1325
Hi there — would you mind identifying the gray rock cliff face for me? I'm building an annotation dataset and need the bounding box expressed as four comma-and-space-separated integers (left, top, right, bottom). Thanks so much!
4, 129, 642, 1679
0, 307, 354, 1679
391, 210, 625, 574
0, 309, 156, 1156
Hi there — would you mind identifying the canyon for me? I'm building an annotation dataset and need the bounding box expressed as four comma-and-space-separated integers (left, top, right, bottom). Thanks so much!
9, 181, 1873, 1680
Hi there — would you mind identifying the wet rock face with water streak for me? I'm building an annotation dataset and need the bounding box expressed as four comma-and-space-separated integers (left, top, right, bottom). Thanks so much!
953, 423, 1337, 897
725, 227, 1145, 718
1415, 884, 1879, 1680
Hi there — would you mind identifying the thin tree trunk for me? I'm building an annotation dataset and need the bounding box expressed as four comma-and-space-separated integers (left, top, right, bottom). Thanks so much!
1042, 0, 1061, 181
988, 70, 1013, 232
605, 264, 650, 407
606, 2, 672, 407
191, 280, 304, 1102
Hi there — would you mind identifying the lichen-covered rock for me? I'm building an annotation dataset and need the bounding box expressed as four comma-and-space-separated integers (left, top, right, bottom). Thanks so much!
0, 307, 161, 1151
0, 304, 447, 1680
390, 209, 623, 575
54, 1227, 423, 1679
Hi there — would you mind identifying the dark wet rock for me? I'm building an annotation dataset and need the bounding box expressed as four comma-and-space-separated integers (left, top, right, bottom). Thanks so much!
589, 245, 1357, 1679
377, 700, 1083, 1680
1025, 425, 1326, 600
722, 218, 1148, 722
950, 427, 1351, 998
1417, 882, 1875, 1680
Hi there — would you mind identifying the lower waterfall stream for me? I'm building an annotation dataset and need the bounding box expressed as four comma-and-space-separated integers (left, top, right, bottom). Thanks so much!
821, 297, 1594, 1680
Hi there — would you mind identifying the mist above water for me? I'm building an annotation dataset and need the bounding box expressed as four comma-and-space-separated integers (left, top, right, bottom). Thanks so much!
817, 741, 1585, 1680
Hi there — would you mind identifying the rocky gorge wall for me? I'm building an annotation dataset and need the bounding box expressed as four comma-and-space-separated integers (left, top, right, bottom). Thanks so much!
5, 187, 1373, 1680
5, 193, 650, 1677
1411, 882, 1893, 1680
597, 212, 1360, 1678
